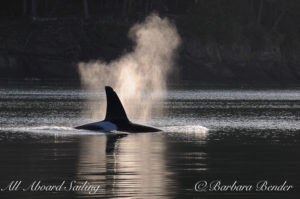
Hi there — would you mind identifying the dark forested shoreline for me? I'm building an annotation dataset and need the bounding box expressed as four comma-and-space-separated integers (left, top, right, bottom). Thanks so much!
1, 0, 300, 86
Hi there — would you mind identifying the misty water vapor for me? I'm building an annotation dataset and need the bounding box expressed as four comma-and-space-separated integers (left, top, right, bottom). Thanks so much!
78, 14, 180, 120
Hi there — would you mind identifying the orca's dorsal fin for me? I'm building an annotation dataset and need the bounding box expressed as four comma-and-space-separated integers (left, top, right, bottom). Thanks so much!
104, 86, 129, 122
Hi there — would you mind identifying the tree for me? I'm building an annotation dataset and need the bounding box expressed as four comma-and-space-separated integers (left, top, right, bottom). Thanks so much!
31, 0, 37, 18
83, 0, 89, 19
23, 0, 28, 16
257, 0, 264, 25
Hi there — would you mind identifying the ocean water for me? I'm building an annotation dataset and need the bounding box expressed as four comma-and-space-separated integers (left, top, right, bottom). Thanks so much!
0, 84, 299, 198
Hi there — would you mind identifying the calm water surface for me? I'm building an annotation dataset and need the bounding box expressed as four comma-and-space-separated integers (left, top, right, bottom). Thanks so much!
0, 84, 299, 198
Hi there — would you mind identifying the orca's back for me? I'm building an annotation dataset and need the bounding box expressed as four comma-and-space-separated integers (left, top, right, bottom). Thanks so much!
104, 86, 129, 122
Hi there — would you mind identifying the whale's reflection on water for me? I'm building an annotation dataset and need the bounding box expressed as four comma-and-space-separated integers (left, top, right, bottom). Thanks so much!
76, 132, 180, 198
74, 128, 210, 198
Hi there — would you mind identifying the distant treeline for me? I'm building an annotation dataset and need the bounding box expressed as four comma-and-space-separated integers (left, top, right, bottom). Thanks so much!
1, 0, 189, 19
1, 0, 300, 51
0, 0, 300, 85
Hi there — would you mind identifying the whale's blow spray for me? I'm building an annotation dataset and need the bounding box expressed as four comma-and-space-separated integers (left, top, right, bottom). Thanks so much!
78, 14, 180, 120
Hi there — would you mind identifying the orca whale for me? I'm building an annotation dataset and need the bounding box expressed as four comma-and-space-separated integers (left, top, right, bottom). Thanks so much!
75, 86, 161, 133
